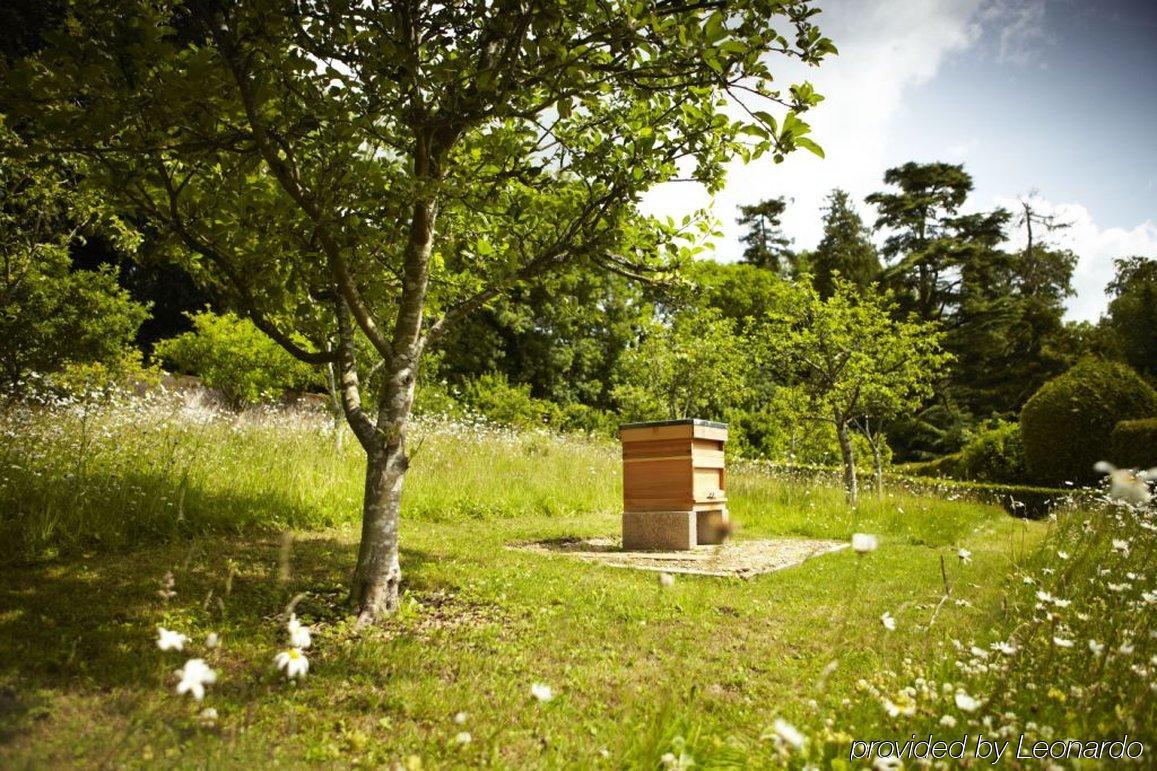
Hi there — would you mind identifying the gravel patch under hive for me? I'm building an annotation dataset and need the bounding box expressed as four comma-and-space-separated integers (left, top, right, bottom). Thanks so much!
514, 536, 847, 577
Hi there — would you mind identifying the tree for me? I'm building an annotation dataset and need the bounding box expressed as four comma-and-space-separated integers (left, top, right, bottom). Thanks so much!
4, 1, 833, 620
737, 197, 794, 274
812, 188, 879, 298
866, 162, 972, 320
761, 281, 949, 504
0, 130, 148, 391
613, 306, 750, 423
435, 266, 652, 410
686, 259, 799, 334
1106, 256, 1157, 381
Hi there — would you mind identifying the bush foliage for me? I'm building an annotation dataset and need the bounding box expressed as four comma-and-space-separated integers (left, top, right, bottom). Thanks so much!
1020, 358, 1157, 485
154, 311, 321, 408
1109, 418, 1157, 469
955, 420, 1026, 484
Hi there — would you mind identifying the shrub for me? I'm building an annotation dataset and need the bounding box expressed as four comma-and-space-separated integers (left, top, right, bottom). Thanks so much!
1020, 359, 1157, 486
1110, 418, 1157, 469
412, 379, 467, 420
554, 402, 616, 436
460, 372, 557, 429
154, 311, 321, 408
0, 257, 150, 393
956, 421, 1026, 484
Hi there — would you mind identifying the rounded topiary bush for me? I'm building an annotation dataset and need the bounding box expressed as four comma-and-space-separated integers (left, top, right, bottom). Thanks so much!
957, 421, 1026, 484
1020, 359, 1157, 486
1110, 418, 1157, 470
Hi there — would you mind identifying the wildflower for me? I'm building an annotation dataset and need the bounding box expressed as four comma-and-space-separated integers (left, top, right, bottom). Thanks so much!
873, 758, 902, 771
198, 706, 219, 725
287, 614, 312, 649
157, 627, 188, 652
957, 548, 972, 564
206, 632, 220, 650
993, 641, 1018, 656
1088, 639, 1105, 655
880, 611, 896, 631
954, 691, 982, 712
158, 571, 177, 601
940, 714, 957, 728
1056, 550, 1069, 560
1120, 639, 1135, 655
1052, 637, 1074, 648
659, 572, 675, 587
530, 683, 553, 702
455, 731, 472, 745
453, 711, 468, 725
1107, 583, 1128, 592
1094, 462, 1155, 506
275, 648, 310, 679
882, 698, 915, 717
851, 533, 878, 554
1112, 538, 1130, 554
772, 719, 805, 749
175, 658, 217, 700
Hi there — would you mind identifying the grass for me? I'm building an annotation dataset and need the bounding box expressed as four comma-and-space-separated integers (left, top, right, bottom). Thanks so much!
0, 393, 1151, 768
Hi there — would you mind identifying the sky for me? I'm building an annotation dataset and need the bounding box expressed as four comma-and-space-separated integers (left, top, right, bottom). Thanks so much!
640, 0, 1157, 321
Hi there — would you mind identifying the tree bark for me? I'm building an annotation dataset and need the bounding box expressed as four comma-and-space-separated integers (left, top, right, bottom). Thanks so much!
348, 184, 438, 621
351, 437, 406, 622
835, 416, 858, 506
871, 439, 884, 500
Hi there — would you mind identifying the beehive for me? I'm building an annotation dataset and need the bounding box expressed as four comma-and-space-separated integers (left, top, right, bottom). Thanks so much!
620, 419, 729, 550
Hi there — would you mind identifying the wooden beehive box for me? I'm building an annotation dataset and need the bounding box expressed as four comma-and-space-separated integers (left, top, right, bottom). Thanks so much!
620, 419, 729, 550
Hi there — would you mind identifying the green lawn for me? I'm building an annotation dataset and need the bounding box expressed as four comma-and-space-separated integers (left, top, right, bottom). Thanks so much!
0, 397, 1149, 768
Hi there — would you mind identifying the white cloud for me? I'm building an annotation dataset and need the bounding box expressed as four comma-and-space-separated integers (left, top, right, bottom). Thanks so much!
993, 195, 1157, 322
979, 0, 1052, 65
641, 0, 987, 256
640, 0, 1153, 323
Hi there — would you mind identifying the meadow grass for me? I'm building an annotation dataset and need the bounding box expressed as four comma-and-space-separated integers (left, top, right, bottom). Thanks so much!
0, 393, 1150, 768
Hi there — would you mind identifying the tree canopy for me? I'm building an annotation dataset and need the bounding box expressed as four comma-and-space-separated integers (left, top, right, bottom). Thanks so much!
1, 0, 834, 619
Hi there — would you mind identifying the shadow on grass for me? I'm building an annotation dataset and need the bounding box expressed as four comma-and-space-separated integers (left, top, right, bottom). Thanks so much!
0, 532, 440, 745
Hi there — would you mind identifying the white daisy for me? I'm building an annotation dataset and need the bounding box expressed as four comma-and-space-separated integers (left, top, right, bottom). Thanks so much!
175, 658, 217, 700
954, 691, 981, 712
157, 627, 188, 652
851, 533, 878, 554
287, 614, 312, 649
275, 648, 310, 679
772, 718, 805, 749
530, 682, 553, 702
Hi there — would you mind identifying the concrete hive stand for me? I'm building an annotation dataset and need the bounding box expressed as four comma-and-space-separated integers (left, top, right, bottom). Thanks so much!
620, 419, 730, 551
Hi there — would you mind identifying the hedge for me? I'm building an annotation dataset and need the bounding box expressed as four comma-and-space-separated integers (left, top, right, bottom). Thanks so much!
1110, 418, 1157, 469
1020, 359, 1157, 486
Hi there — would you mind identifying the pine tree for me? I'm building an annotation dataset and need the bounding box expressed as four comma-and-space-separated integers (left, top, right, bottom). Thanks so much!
812, 189, 880, 298
737, 198, 794, 274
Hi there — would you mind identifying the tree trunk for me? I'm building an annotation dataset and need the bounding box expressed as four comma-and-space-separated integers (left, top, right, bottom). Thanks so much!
351, 436, 406, 621
348, 186, 438, 622
871, 440, 884, 500
324, 345, 344, 451
836, 418, 858, 506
